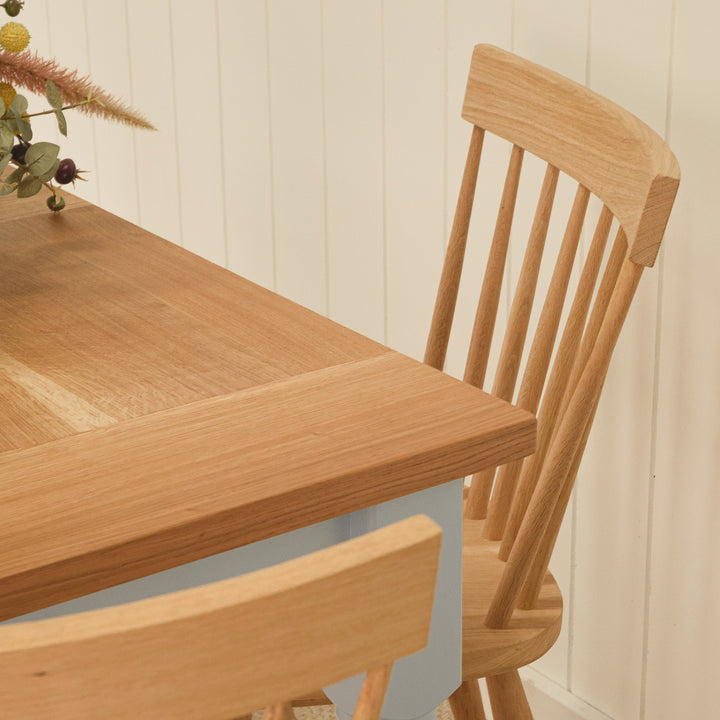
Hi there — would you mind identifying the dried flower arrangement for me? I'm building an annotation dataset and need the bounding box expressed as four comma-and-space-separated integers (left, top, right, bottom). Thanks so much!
0, 1, 154, 211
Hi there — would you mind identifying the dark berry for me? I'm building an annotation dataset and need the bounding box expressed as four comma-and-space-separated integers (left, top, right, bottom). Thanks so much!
54, 158, 77, 185
11, 141, 28, 164
3, 1, 23, 17
46, 194, 66, 212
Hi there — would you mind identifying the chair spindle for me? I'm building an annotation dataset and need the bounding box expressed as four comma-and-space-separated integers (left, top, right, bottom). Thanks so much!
462, 143, 524, 518
425, 126, 485, 370
556, 227, 628, 427
351, 665, 393, 720
475, 164, 559, 532
475, 182, 589, 534
492, 163, 560, 401
516, 244, 636, 607
463, 143, 525, 389
485, 258, 644, 628
518, 388, 601, 609
498, 204, 613, 556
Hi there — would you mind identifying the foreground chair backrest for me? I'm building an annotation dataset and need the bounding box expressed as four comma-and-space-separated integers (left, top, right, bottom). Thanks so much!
422, 45, 679, 718
0, 515, 441, 720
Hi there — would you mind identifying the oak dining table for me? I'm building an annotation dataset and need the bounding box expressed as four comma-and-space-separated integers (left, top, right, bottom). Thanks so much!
0, 190, 535, 720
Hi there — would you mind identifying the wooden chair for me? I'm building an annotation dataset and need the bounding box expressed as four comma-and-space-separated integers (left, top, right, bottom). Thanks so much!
285, 44, 679, 720
423, 45, 679, 719
0, 515, 441, 720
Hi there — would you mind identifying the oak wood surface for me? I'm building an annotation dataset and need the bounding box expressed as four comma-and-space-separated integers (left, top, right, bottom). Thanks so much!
0, 516, 441, 720
0, 190, 536, 622
0, 200, 389, 452
486, 671, 534, 720
449, 680, 487, 720
424, 125, 484, 371
463, 144, 523, 390
0, 352, 534, 621
460, 520, 561, 678
462, 44, 680, 266
351, 665, 394, 720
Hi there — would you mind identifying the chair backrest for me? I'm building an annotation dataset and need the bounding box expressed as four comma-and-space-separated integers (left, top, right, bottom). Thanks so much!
0, 515, 441, 720
425, 45, 679, 628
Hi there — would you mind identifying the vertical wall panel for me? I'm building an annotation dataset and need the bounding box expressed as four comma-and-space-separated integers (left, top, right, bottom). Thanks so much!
572, 3, 674, 717
169, 0, 226, 264
383, 0, 445, 360
646, 2, 720, 717
266, 0, 327, 315
85, 2, 138, 224
45, 0, 98, 205
216, 0, 274, 290
21, 1, 51, 55
17, 0, 55, 142
513, 0, 590, 688
323, 0, 385, 342
126, 0, 182, 247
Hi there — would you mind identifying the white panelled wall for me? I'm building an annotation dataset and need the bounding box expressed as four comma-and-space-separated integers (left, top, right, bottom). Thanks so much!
18, 2, 718, 719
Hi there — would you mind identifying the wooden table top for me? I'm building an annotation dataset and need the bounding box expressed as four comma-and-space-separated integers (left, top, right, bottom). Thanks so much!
0, 191, 535, 621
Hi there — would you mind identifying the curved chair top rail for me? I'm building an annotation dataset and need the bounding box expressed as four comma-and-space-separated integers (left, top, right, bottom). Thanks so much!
462, 44, 680, 266
0, 515, 441, 720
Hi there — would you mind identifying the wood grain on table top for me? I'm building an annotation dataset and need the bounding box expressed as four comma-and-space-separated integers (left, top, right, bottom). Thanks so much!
0, 198, 387, 451
0, 191, 535, 621
0, 352, 534, 620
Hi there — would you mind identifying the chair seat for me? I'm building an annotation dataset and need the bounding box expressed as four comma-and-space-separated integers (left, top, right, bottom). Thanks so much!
292, 518, 562, 705
461, 518, 562, 680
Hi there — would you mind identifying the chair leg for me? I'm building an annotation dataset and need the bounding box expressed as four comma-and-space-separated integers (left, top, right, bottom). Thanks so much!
264, 702, 295, 720
486, 671, 533, 720
448, 679, 487, 720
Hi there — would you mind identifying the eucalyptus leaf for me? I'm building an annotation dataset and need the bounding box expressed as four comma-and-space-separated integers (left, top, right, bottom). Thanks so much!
0, 165, 24, 195
17, 175, 43, 198
9, 94, 28, 116
5, 108, 21, 133
0, 123, 14, 152
25, 142, 60, 177
8, 108, 33, 142
45, 79, 63, 111
19, 118, 32, 142
0, 152, 12, 174
5, 166, 25, 185
36, 158, 60, 183
55, 109, 67, 137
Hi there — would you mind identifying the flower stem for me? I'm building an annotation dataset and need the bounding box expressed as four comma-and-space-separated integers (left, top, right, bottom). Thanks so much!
21, 97, 98, 119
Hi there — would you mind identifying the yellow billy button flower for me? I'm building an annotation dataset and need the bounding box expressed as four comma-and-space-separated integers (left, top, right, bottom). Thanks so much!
0, 21, 30, 53
0, 81, 16, 110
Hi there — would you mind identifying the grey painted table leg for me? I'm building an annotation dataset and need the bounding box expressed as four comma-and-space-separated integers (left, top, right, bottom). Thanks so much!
323, 479, 463, 720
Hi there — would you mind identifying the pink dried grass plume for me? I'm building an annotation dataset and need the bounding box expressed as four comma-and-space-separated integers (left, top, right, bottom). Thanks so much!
0, 49, 155, 130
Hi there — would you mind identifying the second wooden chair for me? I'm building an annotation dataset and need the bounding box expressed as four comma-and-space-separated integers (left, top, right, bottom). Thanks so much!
0, 515, 441, 720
